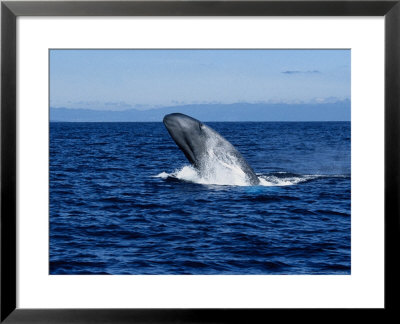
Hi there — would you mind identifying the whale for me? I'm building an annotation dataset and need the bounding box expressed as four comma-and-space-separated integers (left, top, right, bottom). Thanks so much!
163, 113, 260, 185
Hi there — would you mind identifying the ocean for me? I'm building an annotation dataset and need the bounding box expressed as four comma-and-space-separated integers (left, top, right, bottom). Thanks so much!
50, 121, 351, 275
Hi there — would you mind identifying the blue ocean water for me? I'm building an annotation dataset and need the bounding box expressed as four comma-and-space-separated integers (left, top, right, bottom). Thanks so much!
50, 121, 351, 275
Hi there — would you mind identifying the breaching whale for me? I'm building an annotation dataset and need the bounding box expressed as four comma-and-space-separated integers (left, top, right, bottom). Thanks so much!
163, 113, 260, 185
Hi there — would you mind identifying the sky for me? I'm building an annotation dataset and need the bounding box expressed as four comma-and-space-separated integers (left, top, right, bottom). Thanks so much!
50, 49, 350, 111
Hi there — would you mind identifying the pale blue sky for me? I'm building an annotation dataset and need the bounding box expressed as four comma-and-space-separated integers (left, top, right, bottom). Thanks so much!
50, 49, 350, 110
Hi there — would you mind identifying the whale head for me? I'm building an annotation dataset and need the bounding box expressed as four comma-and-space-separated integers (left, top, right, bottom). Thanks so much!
163, 113, 206, 166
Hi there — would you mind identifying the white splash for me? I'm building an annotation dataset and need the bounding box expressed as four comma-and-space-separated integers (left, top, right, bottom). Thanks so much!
156, 164, 251, 186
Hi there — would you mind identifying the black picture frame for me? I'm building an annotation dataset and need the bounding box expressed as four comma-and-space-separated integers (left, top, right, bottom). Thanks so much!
1, 0, 399, 322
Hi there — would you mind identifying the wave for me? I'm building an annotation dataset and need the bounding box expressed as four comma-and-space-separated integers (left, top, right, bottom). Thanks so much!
154, 166, 343, 187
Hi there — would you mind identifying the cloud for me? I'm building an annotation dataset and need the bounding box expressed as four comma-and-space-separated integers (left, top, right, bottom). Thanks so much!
282, 70, 321, 75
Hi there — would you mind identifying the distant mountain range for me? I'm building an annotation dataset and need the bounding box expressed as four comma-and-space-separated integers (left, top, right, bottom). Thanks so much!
50, 101, 350, 122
